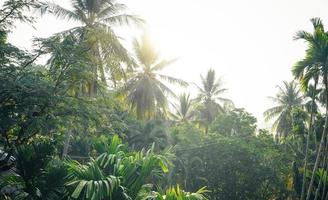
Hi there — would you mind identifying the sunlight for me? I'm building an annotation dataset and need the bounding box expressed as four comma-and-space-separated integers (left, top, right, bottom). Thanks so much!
4, 0, 328, 199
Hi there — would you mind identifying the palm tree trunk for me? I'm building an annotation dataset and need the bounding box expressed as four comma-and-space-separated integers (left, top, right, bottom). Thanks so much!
314, 174, 323, 200
314, 146, 328, 200
306, 74, 328, 200
320, 129, 328, 199
325, 180, 328, 200
301, 78, 318, 200
321, 155, 328, 199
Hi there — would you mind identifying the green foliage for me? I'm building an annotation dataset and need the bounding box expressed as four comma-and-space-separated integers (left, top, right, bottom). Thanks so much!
291, 107, 308, 137
171, 123, 203, 148
0, 0, 44, 32
40, 0, 144, 95
127, 120, 172, 151
142, 185, 208, 200
0, 140, 68, 200
172, 135, 292, 199
209, 108, 257, 136
2, 1, 320, 199
65, 135, 173, 200
65, 160, 123, 200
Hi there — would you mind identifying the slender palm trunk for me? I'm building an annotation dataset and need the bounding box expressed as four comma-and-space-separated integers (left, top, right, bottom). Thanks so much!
314, 147, 328, 200
301, 78, 318, 200
320, 124, 328, 199
321, 152, 328, 199
306, 74, 328, 200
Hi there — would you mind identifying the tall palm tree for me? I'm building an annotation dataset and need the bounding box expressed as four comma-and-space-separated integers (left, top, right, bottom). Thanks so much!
294, 18, 328, 200
125, 34, 188, 119
195, 69, 231, 134
43, 0, 143, 95
170, 93, 196, 124
42, 0, 143, 160
264, 81, 303, 139
293, 18, 324, 200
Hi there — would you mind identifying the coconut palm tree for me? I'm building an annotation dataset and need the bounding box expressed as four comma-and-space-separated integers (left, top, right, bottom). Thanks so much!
170, 93, 196, 124
125, 34, 188, 119
264, 81, 303, 139
195, 69, 231, 134
41, 0, 143, 161
294, 18, 328, 200
42, 0, 143, 95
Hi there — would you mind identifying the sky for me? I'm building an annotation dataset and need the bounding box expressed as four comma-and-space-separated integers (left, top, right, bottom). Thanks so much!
7, 0, 328, 128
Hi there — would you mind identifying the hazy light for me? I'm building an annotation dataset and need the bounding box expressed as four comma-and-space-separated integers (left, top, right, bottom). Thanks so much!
8, 0, 328, 127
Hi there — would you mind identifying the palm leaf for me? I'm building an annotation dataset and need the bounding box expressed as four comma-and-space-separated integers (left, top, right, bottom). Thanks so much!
158, 74, 188, 87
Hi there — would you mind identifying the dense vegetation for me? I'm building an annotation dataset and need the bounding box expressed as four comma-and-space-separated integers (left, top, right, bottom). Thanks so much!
1, 0, 328, 199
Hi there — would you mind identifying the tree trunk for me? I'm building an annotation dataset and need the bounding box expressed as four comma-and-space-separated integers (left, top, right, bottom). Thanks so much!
306, 74, 328, 200
321, 155, 328, 199
301, 78, 318, 200
314, 148, 328, 200
319, 125, 328, 199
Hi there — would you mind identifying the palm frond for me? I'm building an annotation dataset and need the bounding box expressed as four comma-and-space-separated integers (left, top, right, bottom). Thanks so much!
43, 2, 81, 22
158, 74, 188, 87
102, 14, 144, 27
152, 58, 178, 71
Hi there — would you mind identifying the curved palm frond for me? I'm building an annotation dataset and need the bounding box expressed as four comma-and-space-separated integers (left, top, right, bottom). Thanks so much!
102, 14, 144, 26
158, 74, 188, 87
152, 58, 178, 71
43, 2, 81, 22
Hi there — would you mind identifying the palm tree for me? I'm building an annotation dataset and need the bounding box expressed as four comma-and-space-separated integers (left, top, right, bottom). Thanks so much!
125, 34, 188, 119
43, 0, 143, 95
264, 81, 303, 139
294, 18, 328, 200
170, 93, 196, 124
41, 0, 143, 160
293, 18, 324, 199
195, 69, 231, 134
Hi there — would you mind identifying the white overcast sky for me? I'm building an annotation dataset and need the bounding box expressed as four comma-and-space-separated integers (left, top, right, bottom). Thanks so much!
7, 0, 328, 128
